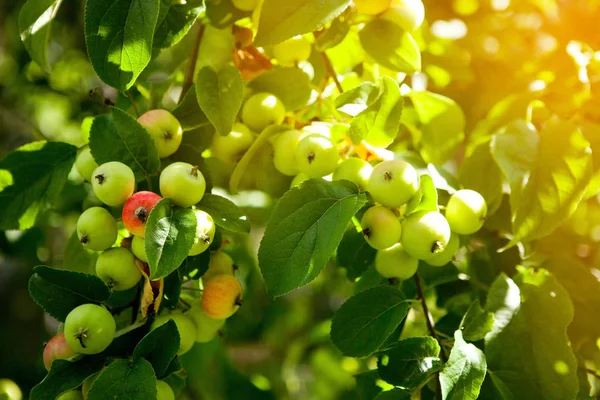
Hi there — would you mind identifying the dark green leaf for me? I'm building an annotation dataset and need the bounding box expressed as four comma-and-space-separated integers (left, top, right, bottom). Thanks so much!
374, 389, 411, 400
181, 250, 210, 280
133, 320, 180, 377
258, 179, 367, 297
171, 89, 210, 131
248, 67, 312, 111
87, 358, 156, 400
153, 0, 203, 50
315, 14, 350, 51
331, 285, 409, 357
336, 228, 376, 281
162, 269, 182, 309
461, 301, 494, 342
205, 0, 249, 28
197, 194, 250, 234
30, 359, 104, 400
28, 266, 110, 321
18, 0, 63, 71
440, 331, 487, 400
105, 284, 139, 309
354, 370, 383, 400
62, 231, 97, 274
335, 81, 379, 116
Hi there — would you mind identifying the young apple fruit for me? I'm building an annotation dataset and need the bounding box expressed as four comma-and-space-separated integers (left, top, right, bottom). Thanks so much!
332, 158, 373, 191
43, 332, 76, 371
295, 134, 339, 178
401, 211, 451, 260
211, 122, 255, 163
151, 314, 196, 355
77, 207, 118, 252
273, 130, 309, 176
232, 0, 259, 11
202, 274, 243, 319
241, 92, 286, 132
156, 381, 175, 400
91, 162, 135, 207
64, 304, 116, 355
121, 191, 162, 237
137, 109, 183, 158
368, 160, 419, 208
186, 299, 226, 343
131, 236, 148, 263
0, 379, 21, 400
375, 243, 419, 280
273, 36, 312, 67
57, 391, 83, 400
74, 148, 98, 182
189, 210, 216, 256
290, 173, 310, 188
95, 248, 142, 291
361, 205, 402, 250
445, 189, 487, 235
354, 0, 391, 15
159, 162, 206, 207
425, 233, 460, 267
382, 0, 425, 32
203, 251, 235, 282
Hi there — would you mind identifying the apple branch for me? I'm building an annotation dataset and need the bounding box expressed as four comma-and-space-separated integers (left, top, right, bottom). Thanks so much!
179, 23, 205, 104
321, 51, 344, 93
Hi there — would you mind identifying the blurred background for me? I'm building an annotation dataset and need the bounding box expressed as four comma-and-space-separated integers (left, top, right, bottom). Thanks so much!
2, 0, 600, 398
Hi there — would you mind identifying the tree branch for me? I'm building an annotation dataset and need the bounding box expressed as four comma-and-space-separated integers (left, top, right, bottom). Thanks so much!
321, 51, 343, 93
179, 23, 205, 104
127, 91, 140, 117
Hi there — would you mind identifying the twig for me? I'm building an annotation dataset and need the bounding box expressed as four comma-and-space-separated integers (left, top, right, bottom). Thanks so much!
127, 91, 140, 117
114, 318, 147, 338
321, 51, 343, 93
179, 23, 205, 104
586, 368, 600, 380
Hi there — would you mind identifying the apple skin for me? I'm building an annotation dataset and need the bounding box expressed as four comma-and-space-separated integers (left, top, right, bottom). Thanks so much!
159, 162, 206, 207
361, 205, 402, 250
295, 134, 339, 178
232, 0, 259, 11
401, 211, 451, 260
355, 0, 391, 15
137, 109, 183, 158
332, 158, 373, 191
77, 207, 118, 252
57, 391, 83, 400
368, 160, 419, 208
425, 232, 460, 267
203, 251, 235, 282
211, 122, 255, 163
382, 0, 425, 32
74, 148, 98, 182
273, 36, 312, 67
241, 92, 286, 133
121, 191, 162, 237
64, 304, 116, 355
272, 130, 309, 176
156, 381, 175, 400
96, 248, 142, 291
91, 162, 135, 207
185, 299, 225, 343
375, 243, 419, 280
43, 332, 77, 371
189, 210, 216, 256
290, 173, 310, 188
445, 189, 487, 235
202, 274, 243, 319
0, 379, 22, 400
131, 236, 148, 262
151, 314, 196, 355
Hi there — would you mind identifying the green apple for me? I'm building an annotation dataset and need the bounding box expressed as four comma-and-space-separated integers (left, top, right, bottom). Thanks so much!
212, 122, 255, 163
186, 299, 225, 343
64, 304, 116, 355
156, 381, 175, 400
75, 148, 98, 182
203, 251, 235, 282
273, 130, 309, 176
241, 92, 286, 132
0, 379, 21, 400
425, 233, 460, 267
96, 248, 142, 291
290, 173, 310, 188
445, 189, 487, 235
232, 0, 259, 11
77, 207, 118, 251
151, 314, 196, 355
137, 109, 183, 158
382, 0, 425, 32
375, 243, 419, 279
361, 205, 402, 250
332, 158, 373, 190
355, 0, 391, 15
401, 211, 451, 260
57, 391, 83, 400
131, 236, 148, 262
159, 162, 206, 207
91, 162, 135, 207
296, 134, 339, 178
189, 210, 216, 256
368, 160, 419, 208
273, 36, 312, 67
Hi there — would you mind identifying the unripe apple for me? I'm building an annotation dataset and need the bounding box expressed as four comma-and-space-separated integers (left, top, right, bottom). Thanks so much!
96, 248, 142, 291
77, 207, 118, 252
159, 162, 206, 207
445, 189, 487, 235
151, 314, 196, 355
137, 110, 183, 158
273, 36, 312, 67
186, 299, 225, 343
401, 211, 451, 260
332, 158, 373, 191
74, 148, 98, 182
361, 205, 402, 250
156, 381, 175, 400
188, 210, 216, 256
382, 0, 425, 32
425, 233, 460, 267
57, 391, 83, 400
91, 162, 135, 207
290, 173, 310, 188
43, 332, 77, 371
355, 0, 391, 15
122, 191, 162, 237
273, 130, 309, 176
203, 251, 235, 282
202, 274, 243, 319
232, 0, 259, 11
131, 236, 148, 262
296, 134, 339, 178
241, 92, 286, 132
375, 243, 419, 279
64, 304, 116, 355
0, 379, 21, 400
368, 160, 419, 208
211, 122, 255, 163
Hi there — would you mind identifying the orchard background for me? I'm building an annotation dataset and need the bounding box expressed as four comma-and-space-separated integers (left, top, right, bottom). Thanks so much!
1, 0, 600, 399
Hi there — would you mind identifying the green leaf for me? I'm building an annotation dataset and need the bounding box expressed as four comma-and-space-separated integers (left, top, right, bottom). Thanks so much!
255, 0, 351, 46
480, 371, 518, 400
508, 120, 592, 246
28, 266, 111, 322
359, 19, 421, 73
105, 284, 139, 309
335, 81, 378, 117
62, 231, 97, 274
355, 370, 383, 400
248, 67, 312, 111
410, 91, 465, 165
258, 179, 367, 297
195, 65, 244, 136
162, 269, 182, 309
87, 358, 156, 400
378, 336, 441, 389
181, 250, 211, 280
153, 0, 203, 50
440, 330, 487, 400
171, 89, 210, 131
580, 120, 600, 197
484, 274, 520, 344
146, 198, 197, 280
85, 0, 160, 90
336, 228, 376, 281
197, 194, 250, 234
89, 107, 160, 182
330, 285, 409, 357
315, 14, 350, 51
0, 141, 76, 230
30, 359, 104, 400
405, 174, 438, 216
133, 320, 180, 377
373, 389, 411, 400
485, 268, 578, 400
461, 301, 494, 342
18, 0, 63, 71
205, 0, 249, 28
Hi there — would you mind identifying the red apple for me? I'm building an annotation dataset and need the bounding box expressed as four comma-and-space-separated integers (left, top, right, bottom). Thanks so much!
43, 332, 77, 370
122, 191, 162, 237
